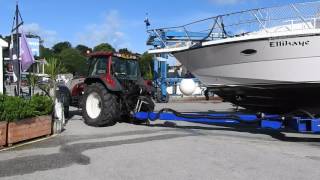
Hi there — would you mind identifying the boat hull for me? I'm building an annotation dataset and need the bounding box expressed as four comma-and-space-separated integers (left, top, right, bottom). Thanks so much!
174, 34, 320, 85
211, 83, 320, 113
173, 34, 320, 113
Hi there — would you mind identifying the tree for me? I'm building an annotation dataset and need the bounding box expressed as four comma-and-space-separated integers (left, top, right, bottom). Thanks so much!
59, 48, 87, 75
26, 72, 40, 96
93, 43, 115, 52
52, 41, 72, 54
40, 45, 55, 59
139, 52, 153, 80
118, 48, 132, 55
44, 57, 62, 99
75, 44, 92, 55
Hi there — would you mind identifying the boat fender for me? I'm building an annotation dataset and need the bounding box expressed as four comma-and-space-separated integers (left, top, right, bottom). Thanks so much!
179, 79, 196, 96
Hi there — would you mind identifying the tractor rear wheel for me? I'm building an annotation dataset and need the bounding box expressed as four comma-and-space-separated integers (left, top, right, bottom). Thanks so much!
82, 83, 119, 127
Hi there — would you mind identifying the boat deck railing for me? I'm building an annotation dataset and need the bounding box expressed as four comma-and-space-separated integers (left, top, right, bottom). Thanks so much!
147, 1, 320, 48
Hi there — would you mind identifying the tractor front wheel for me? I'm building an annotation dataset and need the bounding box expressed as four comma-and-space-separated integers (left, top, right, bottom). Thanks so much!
82, 83, 119, 127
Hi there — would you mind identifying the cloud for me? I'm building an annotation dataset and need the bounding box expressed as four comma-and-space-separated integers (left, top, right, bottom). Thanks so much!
76, 10, 130, 50
208, 0, 249, 5
23, 23, 59, 47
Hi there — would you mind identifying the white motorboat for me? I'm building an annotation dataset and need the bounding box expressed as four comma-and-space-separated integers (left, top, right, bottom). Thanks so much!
147, 1, 320, 113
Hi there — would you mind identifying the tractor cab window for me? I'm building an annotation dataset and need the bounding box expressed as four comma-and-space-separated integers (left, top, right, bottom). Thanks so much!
113, 60, 126, 76
112, 57, 139, 80
88, 57, 107, 76
126, 60, 139, 79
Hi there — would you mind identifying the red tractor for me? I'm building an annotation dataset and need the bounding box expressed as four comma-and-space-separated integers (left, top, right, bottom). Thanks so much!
79, 52, 154, 127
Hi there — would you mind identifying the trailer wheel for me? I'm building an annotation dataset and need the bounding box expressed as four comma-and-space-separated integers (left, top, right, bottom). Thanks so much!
204, 89, 209, 101
82, 83, 119, 127
156, 88, 169, 103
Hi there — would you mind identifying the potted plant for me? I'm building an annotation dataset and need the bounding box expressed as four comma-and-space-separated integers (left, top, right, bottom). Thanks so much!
30, 57, 67, 134
0, 95, 53, 145
45, 57, 66, 133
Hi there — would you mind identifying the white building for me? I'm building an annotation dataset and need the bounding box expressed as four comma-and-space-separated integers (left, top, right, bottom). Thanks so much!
0, 38, 8, 94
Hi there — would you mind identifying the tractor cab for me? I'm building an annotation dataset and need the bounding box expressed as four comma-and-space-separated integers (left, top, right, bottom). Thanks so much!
86, 52, 143, 91
88, 52, 140, 79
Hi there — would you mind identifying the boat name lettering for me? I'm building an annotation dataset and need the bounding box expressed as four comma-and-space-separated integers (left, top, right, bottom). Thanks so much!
269, 40, 310, 48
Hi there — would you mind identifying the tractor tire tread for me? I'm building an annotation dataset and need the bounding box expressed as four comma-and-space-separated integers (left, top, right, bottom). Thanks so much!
82, 83, 119, 127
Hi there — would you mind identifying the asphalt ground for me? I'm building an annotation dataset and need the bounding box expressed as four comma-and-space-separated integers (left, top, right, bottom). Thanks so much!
0, 101, 320, 180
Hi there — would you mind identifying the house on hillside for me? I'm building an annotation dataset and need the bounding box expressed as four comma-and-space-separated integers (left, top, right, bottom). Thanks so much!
0, 38, 8, 94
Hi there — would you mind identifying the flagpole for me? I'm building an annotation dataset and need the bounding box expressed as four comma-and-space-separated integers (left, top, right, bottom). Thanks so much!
15, 2, 21, 96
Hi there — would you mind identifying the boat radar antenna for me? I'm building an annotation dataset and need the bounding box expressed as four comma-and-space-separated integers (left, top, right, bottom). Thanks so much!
144, 13, 151, 30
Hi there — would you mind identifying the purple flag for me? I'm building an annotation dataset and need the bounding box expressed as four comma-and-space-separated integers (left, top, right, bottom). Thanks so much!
20, 30, 35, 72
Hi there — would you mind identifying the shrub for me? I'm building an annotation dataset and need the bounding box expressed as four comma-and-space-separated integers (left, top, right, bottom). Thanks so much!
29, 95, 53, 116
0, 94, 5, 120
0, 94, 53, 122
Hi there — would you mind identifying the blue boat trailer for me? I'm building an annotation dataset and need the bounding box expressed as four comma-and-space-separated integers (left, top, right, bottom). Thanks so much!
134, 109, 320, 134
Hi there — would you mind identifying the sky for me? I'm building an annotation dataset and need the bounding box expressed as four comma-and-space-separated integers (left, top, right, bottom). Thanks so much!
0, 0, 315, 53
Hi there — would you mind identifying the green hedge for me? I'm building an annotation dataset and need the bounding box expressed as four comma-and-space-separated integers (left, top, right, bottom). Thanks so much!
0, 94, 53, 122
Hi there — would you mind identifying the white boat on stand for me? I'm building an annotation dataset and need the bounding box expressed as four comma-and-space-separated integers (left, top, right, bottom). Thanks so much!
147, 1, 320, 113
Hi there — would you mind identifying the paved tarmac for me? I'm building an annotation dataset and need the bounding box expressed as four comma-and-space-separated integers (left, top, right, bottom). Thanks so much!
0, 102, 320, 180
